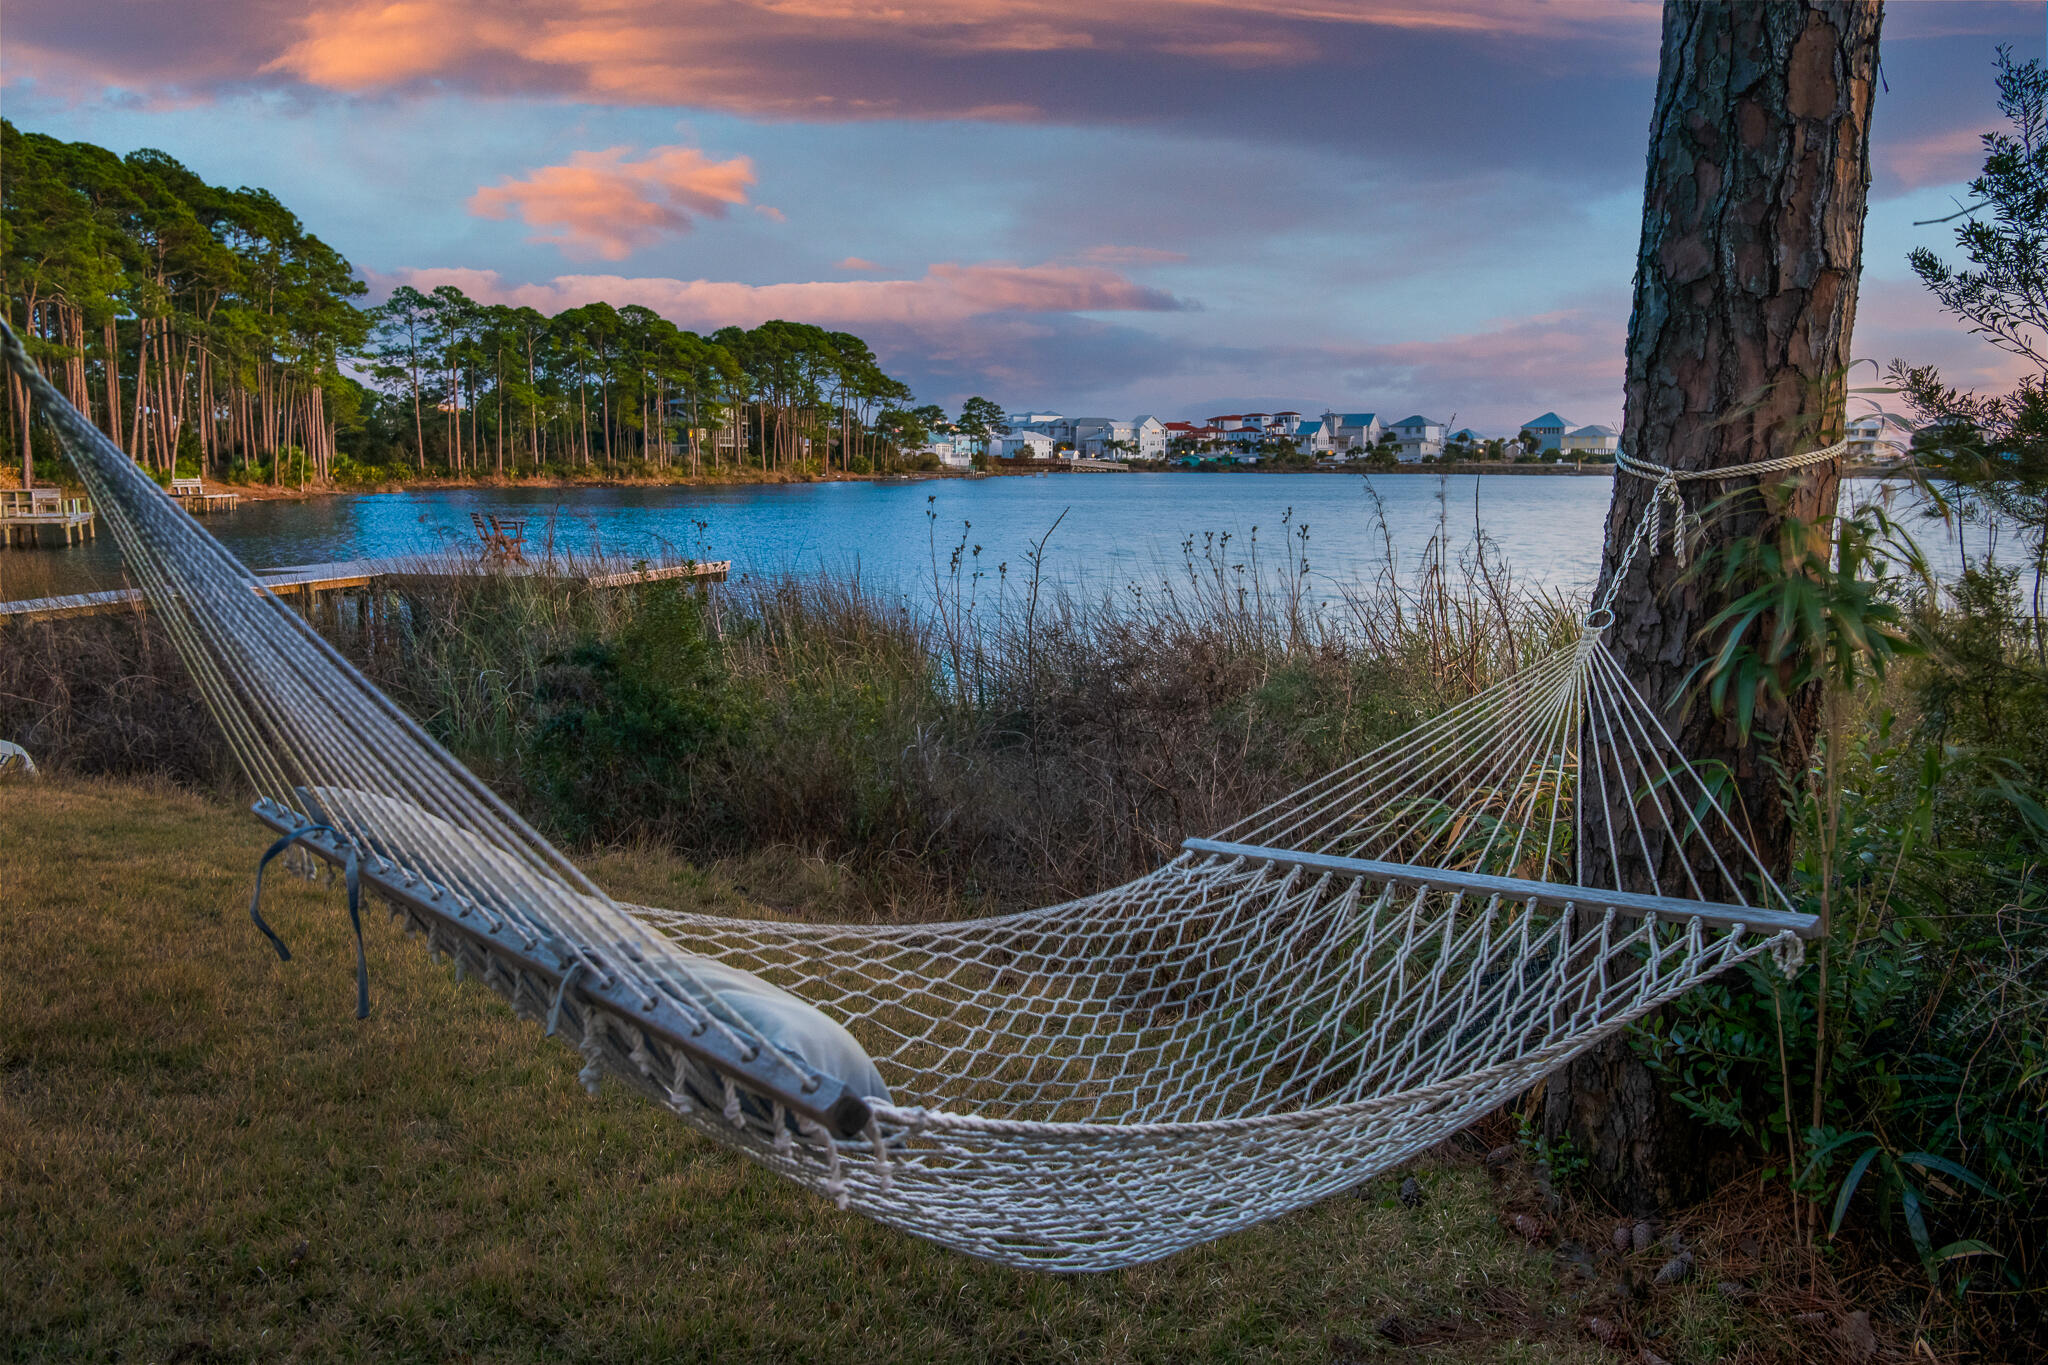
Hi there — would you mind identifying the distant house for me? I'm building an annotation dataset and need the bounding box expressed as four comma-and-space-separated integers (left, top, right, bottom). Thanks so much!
1068, 417, 1117, 456
1387, 415, 1446, 462
1321, 412, 1381, 452
989, 432, 1055, 460
918, 439, 973, 469
1519, 412, 1572, 453
1128, 415, 1168, 459
1845, 412, 1914, 464
1293, 419, 1332, 456
1561, 424, 1619, 456
1007, 411, 1064, 428
1447, 427, 1485, 447
1070, 415, 1168, 460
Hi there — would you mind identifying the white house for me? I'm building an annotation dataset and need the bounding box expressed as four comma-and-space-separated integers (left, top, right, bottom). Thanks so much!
917, 439, 974, 469
1069, 416, 1168, 460
1846, 412, 1914, 464
1007, 411, 1064, 428
1321, 412, 1382, 452
1562, 424, 1620, 455
1387, 415, 1446, 461
1128, 415, 1168, 459
1293, 419, 1332, 456
988, 432, 1056, 460
1447, 427, 1485, 447
1518, 412, 1572, 453
1068, 418, 1115, 455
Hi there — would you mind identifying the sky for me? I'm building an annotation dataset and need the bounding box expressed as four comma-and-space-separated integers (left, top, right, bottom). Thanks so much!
3, 0, 2041, 433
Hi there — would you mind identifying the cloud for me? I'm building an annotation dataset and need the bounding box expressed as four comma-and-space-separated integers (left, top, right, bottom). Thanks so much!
8, 0, 2035, 196
1076, 245, 1188, 265
3, 0, 1658, 171
252, 0, 1656, 109
1851, 277, 2036, 395
837, 257, 885, 271
1235, 305, 1632, 431
1879, 127, 1991, 192
376, 259, 1188, 329
467, 145, 754, 260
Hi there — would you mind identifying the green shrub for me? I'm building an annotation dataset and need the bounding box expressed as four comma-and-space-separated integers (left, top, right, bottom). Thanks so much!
522, 585, 744, 845
1642, 566, 2048, 1306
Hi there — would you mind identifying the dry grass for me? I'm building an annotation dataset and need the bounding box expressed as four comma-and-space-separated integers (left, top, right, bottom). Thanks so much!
0, 775, 1808, 1363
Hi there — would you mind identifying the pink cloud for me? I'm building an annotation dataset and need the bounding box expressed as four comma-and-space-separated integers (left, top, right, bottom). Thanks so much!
1879, 126, 1990, 193
377, 260, 1187, 329
467, 145, 754, 261
6, 0, 1657, 115
838, 256, 885, 271
1851, 276, 2035, 396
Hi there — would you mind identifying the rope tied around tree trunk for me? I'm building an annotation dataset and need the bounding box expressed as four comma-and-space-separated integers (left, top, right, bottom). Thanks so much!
1592, 439, 1848, 620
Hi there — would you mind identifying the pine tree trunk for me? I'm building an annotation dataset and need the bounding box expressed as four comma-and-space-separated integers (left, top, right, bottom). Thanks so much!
1542, 0, 1882, 1216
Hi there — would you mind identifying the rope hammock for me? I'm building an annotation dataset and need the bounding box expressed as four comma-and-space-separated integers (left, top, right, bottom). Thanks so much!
3, 325, 1825, 1271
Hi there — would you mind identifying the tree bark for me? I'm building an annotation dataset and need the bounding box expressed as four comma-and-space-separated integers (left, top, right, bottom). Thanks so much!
1543, 0, 1882, 1216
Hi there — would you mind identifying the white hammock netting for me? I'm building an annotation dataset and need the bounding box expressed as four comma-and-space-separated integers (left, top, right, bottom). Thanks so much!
6, 327, 1817, 1271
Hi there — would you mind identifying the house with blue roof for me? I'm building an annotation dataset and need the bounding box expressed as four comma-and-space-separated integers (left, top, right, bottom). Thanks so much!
1293, 419, 1331, 456
1387, 415, 1447, 462
1562, 423, 1619, 455
1518, 412, 1572, 452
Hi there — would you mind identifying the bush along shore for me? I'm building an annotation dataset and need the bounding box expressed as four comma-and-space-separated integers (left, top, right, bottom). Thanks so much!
3, 507, 2045, 1359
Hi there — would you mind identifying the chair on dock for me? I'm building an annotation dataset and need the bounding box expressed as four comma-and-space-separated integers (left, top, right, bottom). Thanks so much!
170, 477, 205, 498
469, 512, 528, 563
490, 515, 528, 563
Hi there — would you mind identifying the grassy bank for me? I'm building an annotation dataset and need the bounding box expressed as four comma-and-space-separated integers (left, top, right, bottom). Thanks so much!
2, 776, 1792, 1364
3, 517, 2044, 1356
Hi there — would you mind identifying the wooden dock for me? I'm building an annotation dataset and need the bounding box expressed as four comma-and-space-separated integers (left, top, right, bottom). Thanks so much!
0, 553, 732, 624
0, 489, 95, 548
170, 478, 242, 513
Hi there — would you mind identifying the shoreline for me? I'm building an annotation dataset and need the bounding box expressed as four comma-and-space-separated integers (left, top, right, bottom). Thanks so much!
7, 460, 1919, 504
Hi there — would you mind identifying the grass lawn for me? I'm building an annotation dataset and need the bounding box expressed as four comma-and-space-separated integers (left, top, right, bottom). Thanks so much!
3, 777, 1769, 1363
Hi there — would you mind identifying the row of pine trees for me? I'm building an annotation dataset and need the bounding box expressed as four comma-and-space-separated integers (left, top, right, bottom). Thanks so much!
1, 122, 952, 488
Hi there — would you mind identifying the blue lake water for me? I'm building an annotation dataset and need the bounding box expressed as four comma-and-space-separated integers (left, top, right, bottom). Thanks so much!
2, 471, 1943, 611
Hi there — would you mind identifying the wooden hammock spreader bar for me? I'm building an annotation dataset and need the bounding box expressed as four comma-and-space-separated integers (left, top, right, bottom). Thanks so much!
253, 799, 877, 1137
1182, 837, 1822, 940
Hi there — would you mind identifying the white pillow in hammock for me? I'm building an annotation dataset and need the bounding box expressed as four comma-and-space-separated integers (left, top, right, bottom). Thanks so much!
298, 785, 893, 1106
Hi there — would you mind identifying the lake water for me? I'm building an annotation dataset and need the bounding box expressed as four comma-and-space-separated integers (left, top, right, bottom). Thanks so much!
0, 471, 1943, 612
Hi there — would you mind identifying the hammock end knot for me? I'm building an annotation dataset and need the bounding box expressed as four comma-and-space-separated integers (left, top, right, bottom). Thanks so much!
1770, 933, 1807, 979
250, 823, 370, 1020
